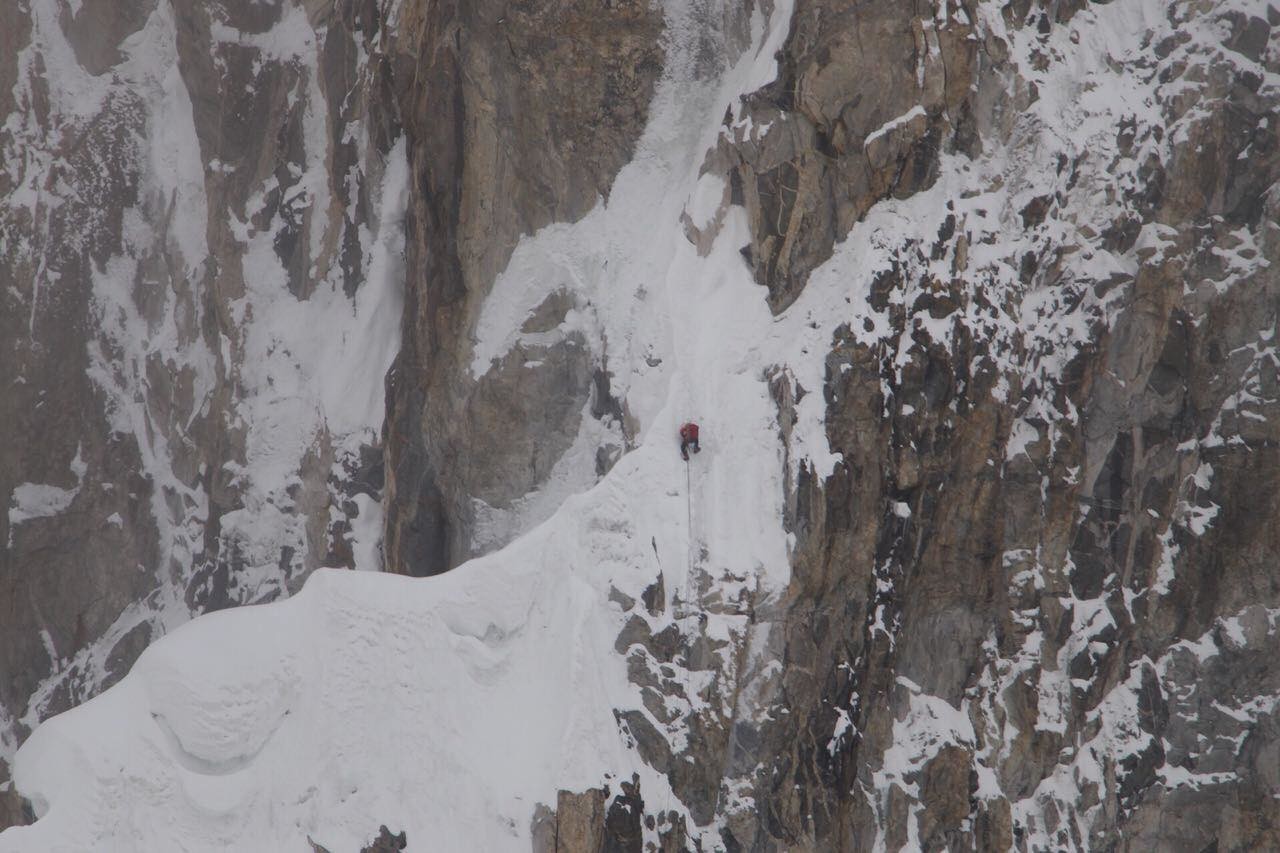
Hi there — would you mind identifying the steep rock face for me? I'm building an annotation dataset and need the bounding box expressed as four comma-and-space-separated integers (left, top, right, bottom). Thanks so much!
0, 0, 403, 812
381, 0, 665, 575
587, 1, 1280, 850
531, 784, 652, 853
718, 0, 987, 312
688, 0, 1280, 849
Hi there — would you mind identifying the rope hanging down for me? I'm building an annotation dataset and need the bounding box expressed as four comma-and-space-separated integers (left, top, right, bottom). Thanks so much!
685, 459, 693, 580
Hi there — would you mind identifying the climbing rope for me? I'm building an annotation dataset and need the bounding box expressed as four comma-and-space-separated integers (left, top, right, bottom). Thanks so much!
685, 458, 693, 583
625, 453, 695, 844
650, 456, 696, 846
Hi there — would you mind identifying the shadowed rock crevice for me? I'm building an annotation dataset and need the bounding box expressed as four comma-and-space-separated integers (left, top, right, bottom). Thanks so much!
382, 0, 665, 576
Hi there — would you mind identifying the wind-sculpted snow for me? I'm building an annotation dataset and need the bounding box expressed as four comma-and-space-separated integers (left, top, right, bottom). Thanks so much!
1, 452, 703, 851
1, 394, 787, 849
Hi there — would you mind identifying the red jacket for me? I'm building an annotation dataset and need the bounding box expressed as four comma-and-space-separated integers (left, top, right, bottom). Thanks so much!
679, 422, 699, 442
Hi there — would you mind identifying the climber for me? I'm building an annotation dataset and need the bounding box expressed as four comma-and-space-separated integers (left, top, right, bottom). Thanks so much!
679, 422, 701, 461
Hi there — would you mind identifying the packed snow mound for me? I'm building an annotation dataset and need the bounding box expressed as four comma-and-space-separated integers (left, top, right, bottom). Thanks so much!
3, 449, 703, 852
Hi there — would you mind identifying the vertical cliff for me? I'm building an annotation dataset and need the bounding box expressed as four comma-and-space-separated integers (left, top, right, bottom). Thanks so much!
706, 0, 1280, 848
380, 0, 666, 576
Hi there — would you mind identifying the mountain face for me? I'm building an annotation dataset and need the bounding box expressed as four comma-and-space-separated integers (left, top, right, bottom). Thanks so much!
2, 0, 1279, 850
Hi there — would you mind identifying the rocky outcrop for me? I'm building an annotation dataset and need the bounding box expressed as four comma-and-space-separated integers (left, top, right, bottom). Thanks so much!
715, 0, 986, 312
310, 824, 406, 853
359, 825, 408, 853
532, 780, 668, 853
381, 0, 664, 576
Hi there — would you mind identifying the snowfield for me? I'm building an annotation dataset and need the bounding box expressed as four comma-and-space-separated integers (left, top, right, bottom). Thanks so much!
5, 470, 684, 851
